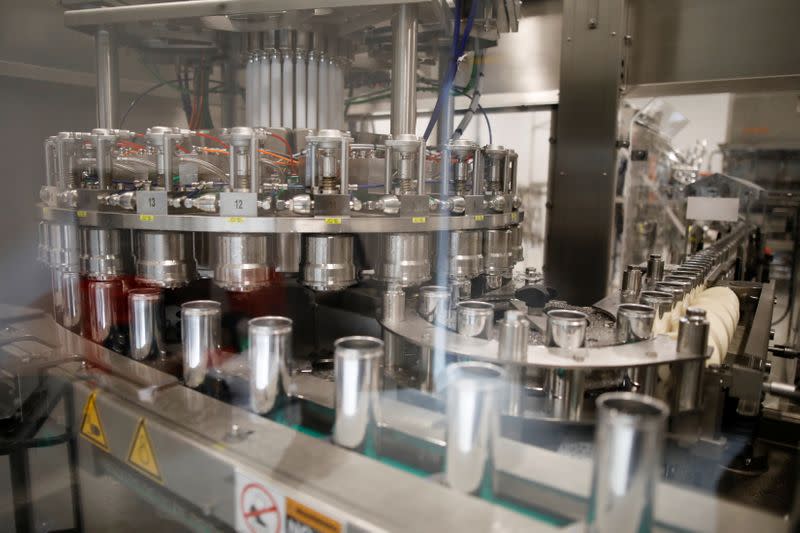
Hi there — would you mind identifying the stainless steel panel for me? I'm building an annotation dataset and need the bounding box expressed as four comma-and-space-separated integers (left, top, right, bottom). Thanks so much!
544, 0, 627, 304
627, 0, 800, 96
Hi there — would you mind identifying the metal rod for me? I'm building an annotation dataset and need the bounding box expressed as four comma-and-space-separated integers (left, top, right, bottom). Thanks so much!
95, 28, 118, 129
437, 46, 454, 147
390, 4, 418, 136
384, 145, 393, 194
417, 138, 426, 194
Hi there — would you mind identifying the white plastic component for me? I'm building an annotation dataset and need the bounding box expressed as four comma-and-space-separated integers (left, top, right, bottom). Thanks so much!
307, 56, 318, 129
318, 57, 329, 128
270, 54, 282, 127
282, 54, 294, 128
245, 59, 257, 127
295, 55, 307, 128
258, 55, 270, 127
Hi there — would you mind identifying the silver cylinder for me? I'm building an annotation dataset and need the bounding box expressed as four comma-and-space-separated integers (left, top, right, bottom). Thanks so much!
301, 234, 356, 291
646, 254, 664, 285
654, 282, 686, 308
444, 230, 483, 280
483, 229, 511, 277
129, 288, 165, 361
248, 316, 292, 414
620, 265, 643, 303
382, 288, 405, 371
497, 310, 530, 416
212, 233, 270, 291
270, 233, 301, 274
456, 301, 494, 339
49, 223, 80, 272
80, 227, 131, 280
545, 309, 588, 420
508, 224, 523, 263
544, 309, 587, 349
390, 5, 418, 136
417, 285, 451, 326
444, 362, 507, 494
51, 269, 82, 330
588, 392, 669, 533
135, 231, 196, 288
639, 290, 673, 325
376, 233, 431, 287
95, 28, 118, 129
615, 303, 655, 343
332, 336, 384, 449
85, 279, 124, 346
181, 300, 221, 388
673, 308, 709, 413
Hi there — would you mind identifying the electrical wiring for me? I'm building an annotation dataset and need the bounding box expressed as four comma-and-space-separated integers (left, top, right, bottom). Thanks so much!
423, 0, 479, 141
265, 132, 293, 155
451, 48, 485, 142
195, 132, 228, 148
120, 78, 224, 129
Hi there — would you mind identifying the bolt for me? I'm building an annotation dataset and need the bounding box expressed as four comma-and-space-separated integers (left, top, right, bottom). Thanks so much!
588, 18, 598, 29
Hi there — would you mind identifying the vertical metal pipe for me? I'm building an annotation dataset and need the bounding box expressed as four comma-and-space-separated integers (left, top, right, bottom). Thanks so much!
444, 362, 507, 495
437, 47, 455, 147
95, 28, 118, 128
332, 336, 384, 449
340, 135, 349, 192
384, 145, 393, 193
390, 5, 418, 136
417, 139, 426, 194
588, 392, 669, 533
248, 316, 293, 414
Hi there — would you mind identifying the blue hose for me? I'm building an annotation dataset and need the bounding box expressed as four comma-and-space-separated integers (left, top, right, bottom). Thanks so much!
422, 0, 479, 142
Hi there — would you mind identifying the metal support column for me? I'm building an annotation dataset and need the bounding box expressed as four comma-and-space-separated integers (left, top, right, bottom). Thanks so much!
390, 4, 418, 137
544, 0, 628, 304
437, 46, 455, 148
95, 28, 119, 129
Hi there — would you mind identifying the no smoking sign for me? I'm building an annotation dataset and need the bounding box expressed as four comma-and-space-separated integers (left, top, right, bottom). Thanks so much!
236, 472, 285, 533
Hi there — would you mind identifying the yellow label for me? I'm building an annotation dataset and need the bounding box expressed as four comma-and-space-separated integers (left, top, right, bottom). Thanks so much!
511, 212, 519, 222
411, 217, 427, 224
324, 217, 342, 225
80, 391, 109, 452
127, 418, 163, 483
474, 214, 485, 222
287, 498, 342, 533
139, 214, 154, 222
228, 216, 244, 223
76, 210, 87, 218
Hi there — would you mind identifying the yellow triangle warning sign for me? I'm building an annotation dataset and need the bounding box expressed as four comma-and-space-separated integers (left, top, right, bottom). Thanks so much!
127, 418, 163, 483
80, 391, 109, 452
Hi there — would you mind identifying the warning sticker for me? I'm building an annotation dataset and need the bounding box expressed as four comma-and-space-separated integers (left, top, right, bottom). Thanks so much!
236, 471, 285, 533
80, 391, 109, 452
286, 498, 341, 533
127, 418, 163, 483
